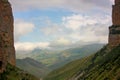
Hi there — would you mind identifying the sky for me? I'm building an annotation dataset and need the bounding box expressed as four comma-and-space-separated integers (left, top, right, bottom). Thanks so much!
9, 0, 114, 51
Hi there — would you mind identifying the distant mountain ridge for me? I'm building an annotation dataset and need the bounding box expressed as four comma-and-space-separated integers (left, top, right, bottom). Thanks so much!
49, 43, 104, 70
16, 57, 50, 78
16, 43, 104, 70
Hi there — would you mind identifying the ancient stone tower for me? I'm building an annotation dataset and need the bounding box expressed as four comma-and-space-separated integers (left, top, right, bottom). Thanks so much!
109, 0, 120, 47
0, 0, 15, 73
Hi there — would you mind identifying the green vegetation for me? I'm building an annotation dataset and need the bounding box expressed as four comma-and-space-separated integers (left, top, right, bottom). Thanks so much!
49, 44, 103, 70
44, 45, 120, 80
44, 55, 93, 80
16, 57, 50, 78
0, 64, 39, 80
78, 45, 120, 80
16, 43, 103, 79
17, 44, 104, 70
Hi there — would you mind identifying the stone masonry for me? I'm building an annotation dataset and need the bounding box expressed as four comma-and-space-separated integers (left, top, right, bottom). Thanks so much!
109, 0, 120, 47
0, 0, 15, 73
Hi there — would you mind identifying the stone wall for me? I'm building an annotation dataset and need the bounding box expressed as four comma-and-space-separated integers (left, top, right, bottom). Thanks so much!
0, 0, 15, 73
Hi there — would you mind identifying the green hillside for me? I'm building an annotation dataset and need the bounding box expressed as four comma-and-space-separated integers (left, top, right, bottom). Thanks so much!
78, 45, 120, 80
16, 43, 104, 70
44, 55, 93, 80
0, 64, 39, 80
44, 45, 120, 80
16, 57, 50, 78
49, 43, 104, 70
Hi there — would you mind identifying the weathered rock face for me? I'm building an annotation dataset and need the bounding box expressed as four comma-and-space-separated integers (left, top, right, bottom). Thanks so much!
112, 0, 120, 25
109, 26, 120, 46
115, 0, 120, 5
109, 0, 120, 47
0, 0, 15, 73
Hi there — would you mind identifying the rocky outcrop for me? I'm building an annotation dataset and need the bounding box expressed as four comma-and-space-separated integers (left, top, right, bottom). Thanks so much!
109, 0, 120, 47
0, 0, 15, 73
112, 0, 120, 25
109, 25, 120, 46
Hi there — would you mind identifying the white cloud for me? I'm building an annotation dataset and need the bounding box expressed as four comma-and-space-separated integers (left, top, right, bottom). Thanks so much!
14, 14, 111, 50
49, 37, 72, 49
15, 42, 50, 51
14, 20, 35, 41
110, 0, 114, 4
69, 32, 108, 43
41, 14, 111, 44
54, 37, 71, 45
63, 14, 97, 30
9, 0, 112, 12
63, 14, 111, 43
9, 0, 113, 50
63, 14, 111, 30
41, 20, 63, 35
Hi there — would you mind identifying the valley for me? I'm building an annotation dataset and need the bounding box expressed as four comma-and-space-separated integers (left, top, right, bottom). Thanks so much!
16, 43, 104, 78
44, 45, 120, 80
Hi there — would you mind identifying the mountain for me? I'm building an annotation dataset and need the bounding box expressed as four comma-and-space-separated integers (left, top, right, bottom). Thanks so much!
44, 55, 92, 80
16, 57, 50, 78
44, 45, 120, 80
77, 45, 120, 80
0, 64, 39, 80
16, 43, 104, 70
49, 43, 104, 69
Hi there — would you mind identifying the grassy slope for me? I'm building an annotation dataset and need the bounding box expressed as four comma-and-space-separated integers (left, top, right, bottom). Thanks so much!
78, 45, 120, 80
0, 64, 39, 80
49, 44, 103, 70
44, 55, 93, 80
44, 45, 120, 80
16, 57, 50, 78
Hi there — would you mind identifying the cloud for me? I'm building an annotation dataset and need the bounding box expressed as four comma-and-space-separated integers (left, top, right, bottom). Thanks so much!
49, 37, 72, 49
41, 14, 111, 44
10, 0, 113, 51
41, 20, 63, 35
63, 14, 111, 43
15, 42, 50, 51
14, 13, 111, 51
9, 0, 112, 12
62, 14, 97, 30
14, 20, 35, 41
110, 0, 114, 4
62, 14, 111, 31
51, 37, 71, 45
56, 37, 71, 45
